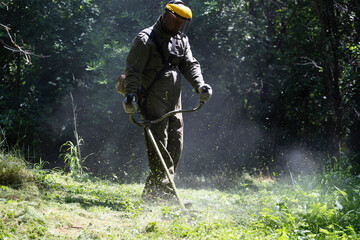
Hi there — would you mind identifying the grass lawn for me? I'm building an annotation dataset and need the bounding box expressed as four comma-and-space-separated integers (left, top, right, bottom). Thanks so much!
1, 151, 360, 239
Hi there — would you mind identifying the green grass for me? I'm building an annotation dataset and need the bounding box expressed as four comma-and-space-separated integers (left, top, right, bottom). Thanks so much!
0, 151, 38, 188
0, 150, 360, 239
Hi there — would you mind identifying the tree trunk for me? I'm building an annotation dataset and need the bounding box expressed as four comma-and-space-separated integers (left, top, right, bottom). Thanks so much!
313, 0, 342, 160
16, 52, 21, 95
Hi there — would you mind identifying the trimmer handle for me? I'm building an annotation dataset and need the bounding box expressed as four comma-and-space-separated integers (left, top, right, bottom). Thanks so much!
199, 84, 212, 103
128, 86, 212, 127
122, 94, 137, 114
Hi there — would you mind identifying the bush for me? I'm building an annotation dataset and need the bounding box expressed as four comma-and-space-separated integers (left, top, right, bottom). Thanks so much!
0, 151, 37, 188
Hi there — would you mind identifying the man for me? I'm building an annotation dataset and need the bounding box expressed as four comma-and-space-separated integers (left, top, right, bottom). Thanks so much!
123, 0, 212, 201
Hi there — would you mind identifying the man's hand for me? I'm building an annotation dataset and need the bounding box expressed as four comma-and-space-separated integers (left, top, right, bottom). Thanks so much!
198, 84, 212, 103
122, 94, 136, 114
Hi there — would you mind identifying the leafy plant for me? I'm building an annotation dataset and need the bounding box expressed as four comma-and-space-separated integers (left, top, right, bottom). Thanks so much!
58, 93, 93, 177
32, 158, 49, 172
59, 139, 89, 176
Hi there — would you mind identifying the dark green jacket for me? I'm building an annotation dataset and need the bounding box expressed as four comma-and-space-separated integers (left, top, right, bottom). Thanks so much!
125, 17, 204, 115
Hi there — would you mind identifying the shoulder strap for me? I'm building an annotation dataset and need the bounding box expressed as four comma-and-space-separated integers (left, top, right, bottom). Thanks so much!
142, 28, 166, 64
141, 28, 178, 91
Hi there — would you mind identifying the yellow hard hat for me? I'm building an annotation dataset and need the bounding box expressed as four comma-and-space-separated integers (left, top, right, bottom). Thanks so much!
165, 1, 192, 20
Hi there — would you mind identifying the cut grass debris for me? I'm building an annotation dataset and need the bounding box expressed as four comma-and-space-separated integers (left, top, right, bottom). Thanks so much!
0, 150, 359, 239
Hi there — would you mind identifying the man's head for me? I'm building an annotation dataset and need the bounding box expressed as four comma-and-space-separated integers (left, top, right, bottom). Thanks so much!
161, 0, 192, 37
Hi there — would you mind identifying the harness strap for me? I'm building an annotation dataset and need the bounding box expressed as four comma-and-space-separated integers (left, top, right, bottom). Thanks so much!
142, 28, 166, 64
141, 28, 178, 91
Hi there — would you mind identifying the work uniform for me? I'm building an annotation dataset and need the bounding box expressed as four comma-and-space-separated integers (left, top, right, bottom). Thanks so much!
125, 17, 204, 198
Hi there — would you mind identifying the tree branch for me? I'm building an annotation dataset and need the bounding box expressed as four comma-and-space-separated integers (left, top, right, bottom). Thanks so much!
0, 2, 9, 10
0, 23, 50, 64
296, 56, 322, 69
355, 108, 360, 119
0, 23, 33, 64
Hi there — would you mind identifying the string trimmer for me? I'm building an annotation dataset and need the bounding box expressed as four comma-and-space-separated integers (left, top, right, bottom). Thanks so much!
127, 86, 212, 209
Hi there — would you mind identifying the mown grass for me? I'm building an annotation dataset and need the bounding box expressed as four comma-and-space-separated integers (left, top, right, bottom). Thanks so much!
0, 150, 360, 239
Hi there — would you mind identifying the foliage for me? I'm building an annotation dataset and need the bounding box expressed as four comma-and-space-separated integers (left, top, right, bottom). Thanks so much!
0, 151, 36, 188
186, 0, 360, 171
0, 0, 359, 176
0, 0, 99, 154
0, 138, 48, 191
59, 139, 89, 176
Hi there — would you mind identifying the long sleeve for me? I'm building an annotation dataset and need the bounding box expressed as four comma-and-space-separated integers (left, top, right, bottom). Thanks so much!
178, 36, 204, 91
124, 33, 151, 95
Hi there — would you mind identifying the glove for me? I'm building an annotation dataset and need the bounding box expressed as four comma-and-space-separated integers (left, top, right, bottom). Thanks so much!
198, 84, 213, 103
122, 94, 136, 114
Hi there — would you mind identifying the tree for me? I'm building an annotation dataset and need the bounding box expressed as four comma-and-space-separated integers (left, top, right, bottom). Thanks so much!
1, 0, 359, 178
0, 0, 97, 156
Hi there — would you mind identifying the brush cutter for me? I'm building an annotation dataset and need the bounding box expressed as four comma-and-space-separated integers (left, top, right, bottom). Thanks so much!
125, 85, 212, 209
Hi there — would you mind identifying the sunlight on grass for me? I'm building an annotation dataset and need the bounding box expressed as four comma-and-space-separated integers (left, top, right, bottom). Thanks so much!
0, 152, 37, 188
0, 149, 360, 239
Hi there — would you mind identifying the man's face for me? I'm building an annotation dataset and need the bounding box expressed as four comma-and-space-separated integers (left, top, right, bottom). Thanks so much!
162, 11, 185, 36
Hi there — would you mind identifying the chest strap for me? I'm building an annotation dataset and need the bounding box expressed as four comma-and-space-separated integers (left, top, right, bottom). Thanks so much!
141, 28, 178, 91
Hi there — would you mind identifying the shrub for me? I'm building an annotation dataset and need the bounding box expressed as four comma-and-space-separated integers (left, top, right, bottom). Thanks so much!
0, 151, 36, 188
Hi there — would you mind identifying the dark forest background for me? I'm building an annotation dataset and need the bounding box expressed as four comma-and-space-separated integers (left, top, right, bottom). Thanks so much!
1, 0, 359, 181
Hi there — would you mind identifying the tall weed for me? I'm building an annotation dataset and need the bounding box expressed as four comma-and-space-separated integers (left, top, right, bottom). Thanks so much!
0, 151, 36, 188
0, 128, 44, 188
59, 139, 89, 176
